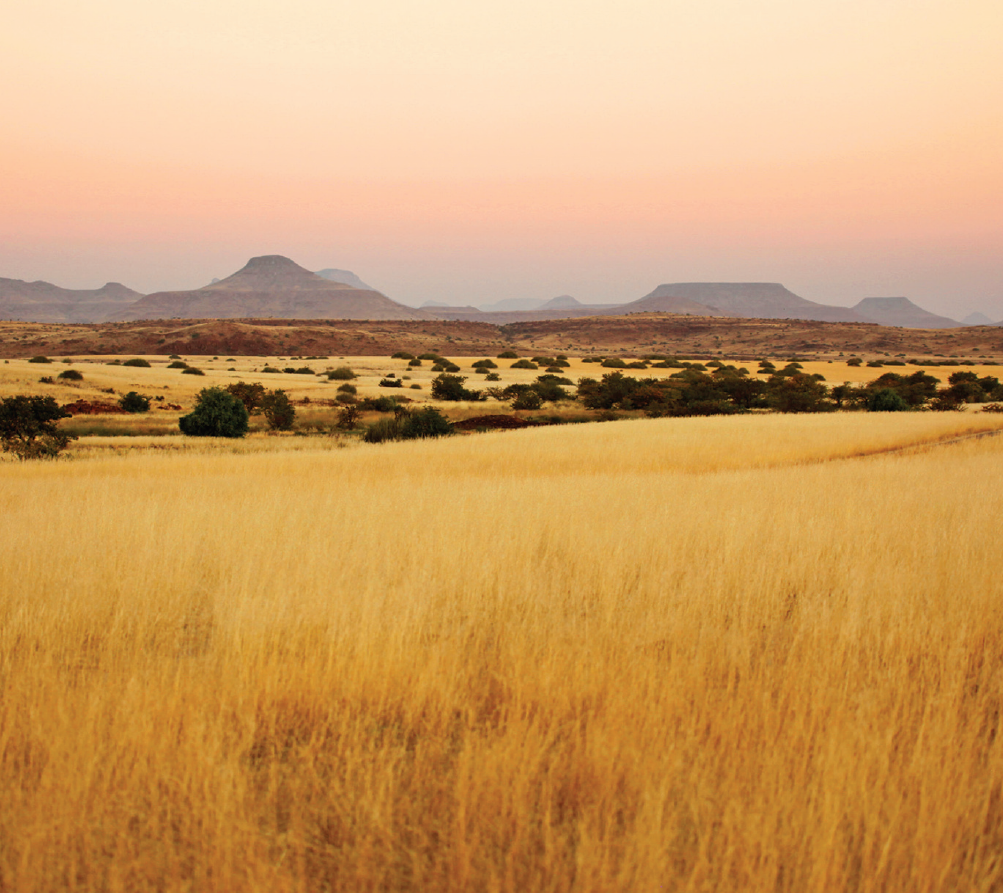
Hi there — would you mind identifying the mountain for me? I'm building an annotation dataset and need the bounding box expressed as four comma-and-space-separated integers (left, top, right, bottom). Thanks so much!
851, 297, 962, 329
112, 255, 429, 321
477, 297, 550, 312
0, 278, 144, 323
636, 283, 869, 322
314, 268, 374, 291
961, 311, 995, 326
540, 295, 583, 310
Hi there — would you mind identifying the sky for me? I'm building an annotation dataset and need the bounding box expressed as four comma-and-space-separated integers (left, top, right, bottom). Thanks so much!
1, 0, 1001, 319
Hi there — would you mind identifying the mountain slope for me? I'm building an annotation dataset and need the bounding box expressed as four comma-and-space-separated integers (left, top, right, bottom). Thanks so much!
850, 297, 963, 329
0, 279, 144, 323
636, 283, 869, 322
113, 255, 428, 321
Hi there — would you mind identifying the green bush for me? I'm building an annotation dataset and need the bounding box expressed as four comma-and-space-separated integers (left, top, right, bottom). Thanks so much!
181, 367, 205, 376
225, 382, 267, 413
363, 407, 453, 443
431, 373, 483, 401
485, 372, 501, 382
497, 350, 519, 359
512, 390, 544, 411
327, 367, 357, 380
417, 352, 442, 361
122, 358, 151, 368
261, 390, 296, 430
118, 392, 151, 413
179, 388, 249, 437
391, 351, 416, 360
601, 358, 627, 368
846, 358, 863, 367
408, 358, 422, 367
262, 366, 282, 374
379, 378, 404, 388
28, 356, 52, 364
510, 359, 538, 370
57, 369, 83, 381
472, 359, 498, 369
337, 383, 357, 394
866, 388, 909, 412
360, 396, 399, 412
0, 395, 74, 459
167, 360, 188, 369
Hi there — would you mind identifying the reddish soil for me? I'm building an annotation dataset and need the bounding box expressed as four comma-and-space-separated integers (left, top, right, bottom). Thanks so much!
0, 315, 1000, 361
61, 400, 125, 415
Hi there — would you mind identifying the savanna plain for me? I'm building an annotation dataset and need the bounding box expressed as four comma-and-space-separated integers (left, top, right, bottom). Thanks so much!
0, 353, 1002, 892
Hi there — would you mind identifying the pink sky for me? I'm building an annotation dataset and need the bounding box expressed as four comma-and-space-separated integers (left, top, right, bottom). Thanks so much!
1, 0, 1001, 318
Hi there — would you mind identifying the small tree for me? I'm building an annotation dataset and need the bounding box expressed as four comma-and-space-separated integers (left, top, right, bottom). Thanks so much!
431, 373, 483, 401
261, 390, 296, 430
179, 388, 249, 437
225, 381, 267, 413
119, 392, 151, 413
866, 388, 909, 412
0, 395, 75, 459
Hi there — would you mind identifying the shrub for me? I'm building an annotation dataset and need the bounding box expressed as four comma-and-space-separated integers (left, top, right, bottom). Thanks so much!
360, 396, 400, 412
262, 366, 282, 374
497, 350, 519, 359
179, 388, 249, 437
335, 392, 357, 404
39, 376, 55, 384
512, 390, 544, 411
57, 369, 83, 381
601, 358, 627, 368
28, 356, 52, 364
532, 357, 556, 366
337, 383, 357, 394
866, 360, 884, 368
431, 373, 483, 401
417, 352, 442, 361
846, 358, 863, 367
408, 358, 422, 367
336, 404, 361, 429
167, 360, 188, 369
283, 366, 314, 375
391, 351, 416, 360
0, 395, 75, 459
510, 359, 538, 370
379, 378, 404, 388
225, 382, 267, 412
118, 392, 151, 413
261, 390, 296, 430
472, 359, 498, 369
182, 367, 205, 376
485, 372, 501, 382
444, 364, 461, 373
363, 407, 453, 444
122, 358, 151, 368
866, 388, 909, 412
327, 367, 357, 380
168, 354, 182, 360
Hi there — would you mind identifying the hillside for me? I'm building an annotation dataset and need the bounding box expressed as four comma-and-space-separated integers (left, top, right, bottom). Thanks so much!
852, 297, 963, 329
112, 256, 429, 322
637, 283, 869, 322
0, 279, 144, 324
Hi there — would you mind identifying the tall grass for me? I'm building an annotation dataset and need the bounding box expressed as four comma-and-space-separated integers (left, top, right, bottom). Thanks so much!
0, 414, 1000, 892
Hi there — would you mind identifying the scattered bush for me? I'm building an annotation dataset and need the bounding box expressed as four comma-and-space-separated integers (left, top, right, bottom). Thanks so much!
179, 388, 249, 437
485, 372, 501, 382
444, 363, 461, 373
363, 407, 453, 444
118, 392, 151, 413
167, 360, 188, 369
122, 358, 151, 368
980, 403, 1002, 413
431, 373, 483, 401
379, 378, 404, 388
510, 359, 538, 370
360, 396, 400, 412
28, 356, 52, 364
512, 390, 544, 411
261, 390, 296, 430
327, 367, 357, 380
181, 367, 205, 376
225, 382, 266, 413
38, 376, 55, 384
472, 359, 498, 369
391, 351, 416, 360
497, 350, 519, 359
262, 366, 282, 374
337, 383, 357, 394
601, 358, 627, 368
866, 388, 909, 412
168, 354, 182, 360
57, 369, 83, 381
0, 395, 75, 459
408, 358, 422, 367
846, 357, 863, 367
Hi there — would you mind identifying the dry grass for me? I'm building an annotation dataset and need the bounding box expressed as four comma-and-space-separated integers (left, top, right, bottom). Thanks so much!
0, 414, 1001, 892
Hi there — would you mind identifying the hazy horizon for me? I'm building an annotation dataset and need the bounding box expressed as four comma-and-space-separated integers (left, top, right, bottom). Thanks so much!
2, 0, 1001, 320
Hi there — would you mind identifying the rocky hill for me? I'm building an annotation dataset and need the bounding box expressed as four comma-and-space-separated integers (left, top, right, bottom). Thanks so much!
852, 297, 963, 329
636, 283, 869, 322
112, 256, 429, 322
0, 279, 144, 324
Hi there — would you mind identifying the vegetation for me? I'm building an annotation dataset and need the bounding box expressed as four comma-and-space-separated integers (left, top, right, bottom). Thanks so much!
224, 381, 267, 413
118, 392, 151, 413
363, 406, 453, 443
327, 367, 357, 380
122, 358, 151, 368
27, 356, 52, 364
260, 390, 296, 431
56, 369, 83, 381
0, 395, 74, 459
181, 367, 205, 376
179, 388, 249, 437
431, 373, 484, 401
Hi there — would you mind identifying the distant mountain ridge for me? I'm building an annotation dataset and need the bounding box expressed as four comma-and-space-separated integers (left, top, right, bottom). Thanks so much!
851, 297, 962, 329
112, 255, 428, 322
0, 278, 143, 323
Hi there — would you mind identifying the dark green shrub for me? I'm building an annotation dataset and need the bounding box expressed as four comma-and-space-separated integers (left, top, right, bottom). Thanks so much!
392, 351, 416, 360
410, 384, 421, 389
846, 357, 863, 367
361, 395, 400, 412
0, 395, 74, 459
168, 354, 182, 360
363, 407, 453, 443
431, 373, 483, 401
122, 358, 151, 368
118, 392, 151, 413
179, 388, 249, 437
182, 367, 205, 376
627, 362, 648, 369
57, 369, 83, 381
337, 383, 357, 394
472, 359, 498, 369
262, 366, 282, 374
408, 358, 422, 367
261, 390, 296, 430
168, 360, 188, 369
28, 356, 52, 364
512, 389, 544, 411
417, 352, 441, 361
327, 367, 357, 380
866, 388, 909, 412
38, 376, 54, 384
510, 359, 538, 370
497, 350, 519, 359
485, 372, 501, 382
532, 357, 556, 366
601, 358, 627, 368
379, 378, 404, 388
866, 360, 884, 368
431, 364, 445, 372
444, 363, 461, 373
335, 392, 357, 404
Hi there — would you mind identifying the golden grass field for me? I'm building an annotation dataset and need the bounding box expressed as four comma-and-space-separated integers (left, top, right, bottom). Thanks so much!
0, 409, 1001, 892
